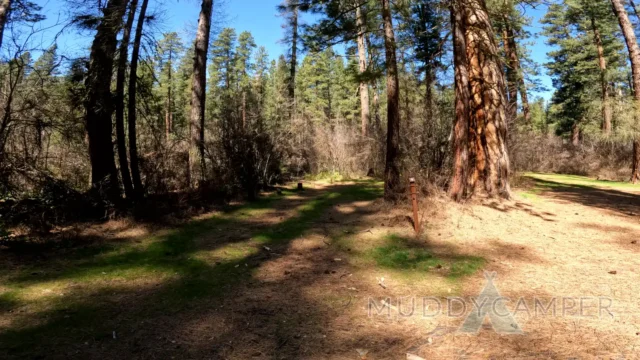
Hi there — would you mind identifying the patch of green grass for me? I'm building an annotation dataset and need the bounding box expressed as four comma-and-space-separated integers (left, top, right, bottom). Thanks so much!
0, 181, 385, 357
524, 172, 639, 190
369, 234, 485, 280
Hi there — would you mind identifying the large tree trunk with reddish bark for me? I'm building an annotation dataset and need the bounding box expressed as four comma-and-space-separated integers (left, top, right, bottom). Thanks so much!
115, 0, 138, 200
380, 0, 401, 200
356, 5, 370, 137
450, 0, 470, 201
0, 0, 10, 51
590, 15, 612, 135
611, 0, 640, 182
189, 0, 214, 188
450, 0, 511, 200
127, 0, 149, 198
84, 0, 128, 201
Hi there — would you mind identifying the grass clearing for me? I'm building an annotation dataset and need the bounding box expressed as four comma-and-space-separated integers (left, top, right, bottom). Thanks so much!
523, 172, 640, 190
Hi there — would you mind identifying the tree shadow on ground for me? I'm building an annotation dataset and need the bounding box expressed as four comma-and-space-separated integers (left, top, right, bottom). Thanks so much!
528, 178, 640, 217
0, 182, 384, 358
483, 199, 557, 222
0, 180, 558, 359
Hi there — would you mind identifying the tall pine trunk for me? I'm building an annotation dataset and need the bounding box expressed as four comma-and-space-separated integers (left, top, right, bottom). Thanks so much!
0, 0, 10, 51
84, 0, 128, 200
380, 0, 401, 200
356, 5, 370, 137
611, 0, 640, 182
189, 0, 213, 188
127, 0, 149, 197
165, 49, 173, 141
115, 0, 138, 199
450, 0, 511, 199
288, 0, 298, 118
450, 0, 470, 201
506, 27, 530, 124
501, 22, 517, 124
590, 15, 612, 135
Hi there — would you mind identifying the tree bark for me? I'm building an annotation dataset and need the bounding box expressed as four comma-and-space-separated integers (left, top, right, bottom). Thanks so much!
127, 0, 149, 197
0, 0, 10, 51
165, 46, 173, 141
633, 139, 640, 183
356, 4, 370, 137
590, 15, 612, 135
507, 29, 531, 124
189, 0, 213, 188
115, 0, 138, 199
501, 22, 518, 124
84, 0, 128, 200
380, 0, 401, 200
463, 0, 511, 197
288, 0, 298, 117
450, 0, 470, 201
611, 0, 640, 182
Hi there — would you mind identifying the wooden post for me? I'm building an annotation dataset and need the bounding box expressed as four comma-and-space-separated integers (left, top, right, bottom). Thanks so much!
409, 177, 420, 233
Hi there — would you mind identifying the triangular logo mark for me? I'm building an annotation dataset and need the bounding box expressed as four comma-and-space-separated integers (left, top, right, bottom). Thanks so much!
459, 271, 523, 334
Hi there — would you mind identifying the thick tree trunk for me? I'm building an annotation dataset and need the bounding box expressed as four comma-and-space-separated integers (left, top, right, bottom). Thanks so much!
84, 0, 128, 200
611, 0, 640, 182
0, 0, 10, 51
356, 5, 370, 137
450, 0, 470, 201
501, 22, 518, 124
115, 0, 138, 199
590, 15, 612, 135
127, 0, 149, 197
380, 0, 401, 200
463, 0, 511, 197
189, 0, 213, 188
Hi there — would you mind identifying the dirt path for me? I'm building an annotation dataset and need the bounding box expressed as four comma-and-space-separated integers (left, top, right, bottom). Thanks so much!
1, 176, 640, 359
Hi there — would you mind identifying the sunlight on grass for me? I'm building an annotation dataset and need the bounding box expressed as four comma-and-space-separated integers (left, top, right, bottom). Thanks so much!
0, 181, 385, 357
524, 172, 640, 190
370, 234, 485, 279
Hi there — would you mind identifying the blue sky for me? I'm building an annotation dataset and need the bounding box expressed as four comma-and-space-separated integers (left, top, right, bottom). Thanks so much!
36, 0, 553, 99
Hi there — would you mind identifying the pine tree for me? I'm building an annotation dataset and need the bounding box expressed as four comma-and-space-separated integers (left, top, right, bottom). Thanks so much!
542, 0, 626, 140
156, 32, 184, 141
610, 0, 640, 182
189, 0, 214, 187
84, 0, 128, 201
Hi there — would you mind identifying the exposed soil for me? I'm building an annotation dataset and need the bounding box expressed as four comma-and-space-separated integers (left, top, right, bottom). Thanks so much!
1, 176, 640, 359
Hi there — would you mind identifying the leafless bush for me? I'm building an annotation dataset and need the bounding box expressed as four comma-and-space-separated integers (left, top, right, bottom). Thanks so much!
511, 131, 633, 181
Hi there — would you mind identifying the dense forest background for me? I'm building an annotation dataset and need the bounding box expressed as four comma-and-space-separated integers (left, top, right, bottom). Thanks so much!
1, 0, 640, 237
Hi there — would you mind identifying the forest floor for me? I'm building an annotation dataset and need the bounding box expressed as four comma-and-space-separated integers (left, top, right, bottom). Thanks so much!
1, 174, 640, 359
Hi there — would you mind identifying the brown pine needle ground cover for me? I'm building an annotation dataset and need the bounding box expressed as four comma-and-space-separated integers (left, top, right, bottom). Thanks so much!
1, 174, 640, 359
